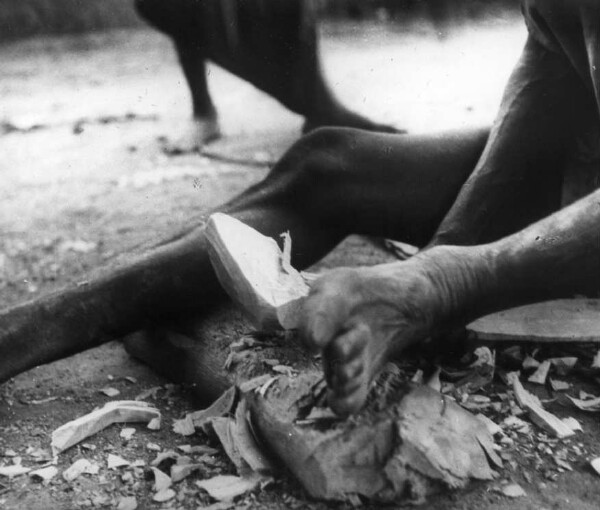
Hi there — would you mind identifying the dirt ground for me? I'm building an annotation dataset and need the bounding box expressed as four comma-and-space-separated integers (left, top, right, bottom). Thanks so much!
1, 14, 600, 510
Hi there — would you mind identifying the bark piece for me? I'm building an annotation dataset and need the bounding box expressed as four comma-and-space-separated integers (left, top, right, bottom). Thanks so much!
205, 213, 309, 330
247, 371, 495, 503
51, 401, 160, 455
467, 299, 600, 342
507, 372, 575, 438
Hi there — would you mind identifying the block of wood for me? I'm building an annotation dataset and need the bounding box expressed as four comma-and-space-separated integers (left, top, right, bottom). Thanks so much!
467, 299, 600, 343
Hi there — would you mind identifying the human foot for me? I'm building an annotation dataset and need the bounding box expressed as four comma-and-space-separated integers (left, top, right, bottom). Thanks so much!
302, 106, 404, 135
299, 248, 477, 416
162, 116, 221, 155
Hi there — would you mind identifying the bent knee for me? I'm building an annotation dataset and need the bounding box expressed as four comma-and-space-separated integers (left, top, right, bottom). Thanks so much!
278, 127, 354, 183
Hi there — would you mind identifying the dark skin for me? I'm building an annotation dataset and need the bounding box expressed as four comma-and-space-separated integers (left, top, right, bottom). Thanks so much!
0, 27, 598, 418
135, 0, 398, 151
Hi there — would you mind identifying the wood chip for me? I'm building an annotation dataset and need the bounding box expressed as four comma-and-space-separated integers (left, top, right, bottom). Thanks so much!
528, 360, 550, 385
548, 357, 578, 375
522, 356, 540, 370
151, 451, 179, 466
549, 379, 570, 392
170, 463, 204, 482
152, 489, 175, 502
173, 415, 195, 436
500, 483, 526, 498
177, 445, 219, 456
100, 387, 120, 397
234, 399, 275, 474
120, 428, 136, 441
0, 465, 31, 478
63, 459, 98, 481
567, 395, 600, 412
189, 386, 237, 432
476, 414, 501, 436
590, 457, 600, 476
147, 417, 161, 430
151, 467, 172, 492
107, 454, 130, 470
205, 213, 310, 330
195, 474, 263, 501
507, 372, 575, 438
592, 349, 600, 369
135, 386, 162, 400
116, 496, 138, 510
29, 466, 58, 482
51, 400, 161, 455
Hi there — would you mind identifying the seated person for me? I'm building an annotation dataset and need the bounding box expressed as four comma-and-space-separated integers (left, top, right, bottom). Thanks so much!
1, 0, 599, 417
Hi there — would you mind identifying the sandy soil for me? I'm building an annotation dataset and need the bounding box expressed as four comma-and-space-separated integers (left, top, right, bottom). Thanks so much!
1, 16, 599, 510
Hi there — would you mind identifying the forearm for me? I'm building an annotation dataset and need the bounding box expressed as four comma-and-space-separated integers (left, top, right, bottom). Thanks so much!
421, 189, 600, 329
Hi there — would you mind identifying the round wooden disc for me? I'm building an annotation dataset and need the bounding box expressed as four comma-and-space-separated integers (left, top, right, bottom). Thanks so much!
467, 299, 600, 343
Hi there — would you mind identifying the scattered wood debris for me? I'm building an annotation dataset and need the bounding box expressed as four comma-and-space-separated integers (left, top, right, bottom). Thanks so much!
120, 428, 136, 441
135, 386, 162, 400
549, 379, 569, 392
63, 459, 99, 481
566, 395, 600, 412
107, 454, 130, 470
28, 465, 57, 483
247, 371, 498, 503
173, 415, 196, 436
205, 213, 310, 330
528, 360, 550, 384
507, 372, 575, 438
147, 417, 161, 430
116, 496, 138, 510
99, 387, 120, 397
590, 458, 600, 477
498, 483, 526, 498
196, 474, 264, 502
51, 400, 160, 455
152, 488, 175, 502
0, 465, 31, 478
592, 349, 600, 369
188, 386, 237, 433
151, 466, 172, 491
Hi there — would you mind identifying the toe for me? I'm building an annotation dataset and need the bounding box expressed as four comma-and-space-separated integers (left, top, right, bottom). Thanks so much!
328, 383, 369, 417
324, 324, 371, 415
300, 285, 351, 351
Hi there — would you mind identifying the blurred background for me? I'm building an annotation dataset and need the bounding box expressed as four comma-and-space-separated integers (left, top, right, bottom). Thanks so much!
0, 0, 520, 40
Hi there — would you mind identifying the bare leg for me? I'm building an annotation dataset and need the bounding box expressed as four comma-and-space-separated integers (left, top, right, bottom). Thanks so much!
0, 127, 488, 383
169, 40, 221, 151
